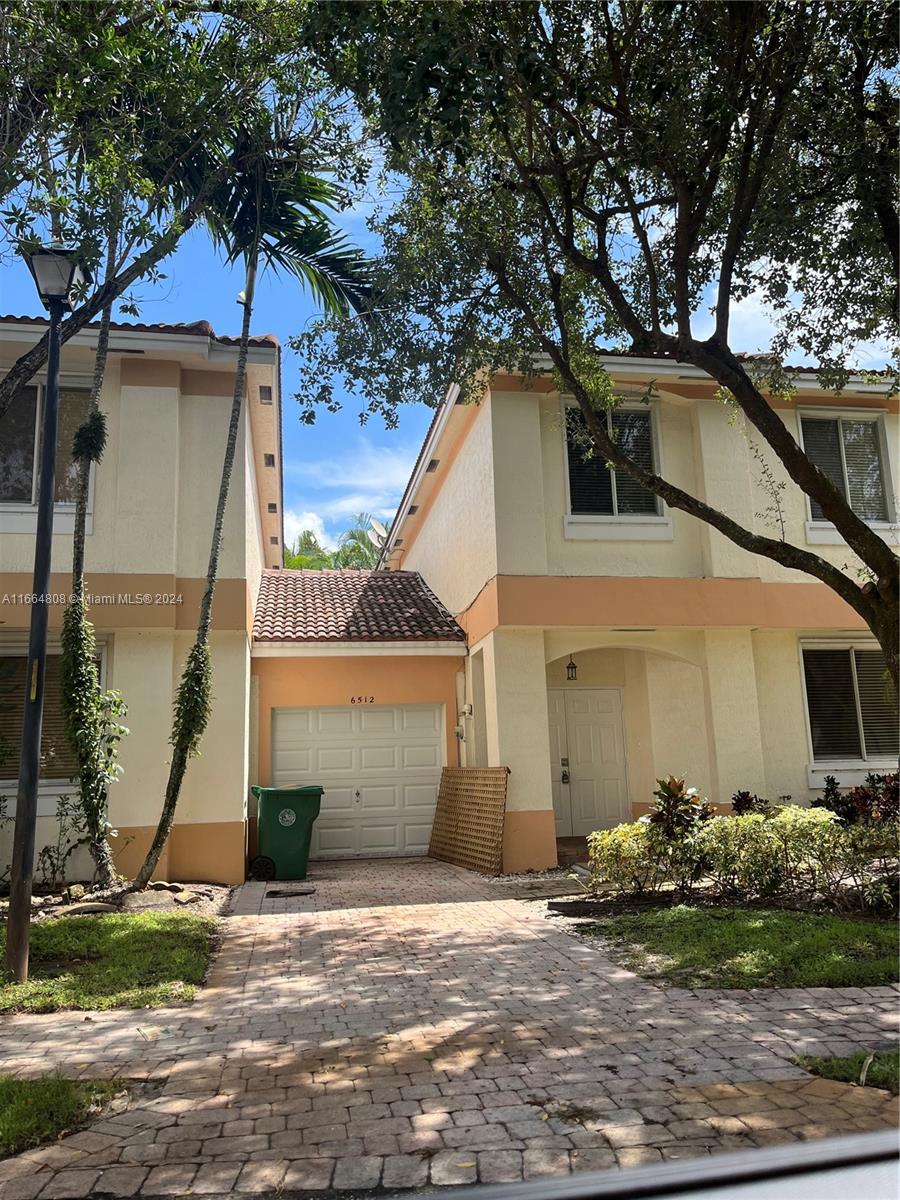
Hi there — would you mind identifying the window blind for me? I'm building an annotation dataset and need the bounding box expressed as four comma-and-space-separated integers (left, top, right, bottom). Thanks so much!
0, 386, 37, 502
802, 648, 861, 759
801, 416, 888, 523
854, 650, 899, 757
803, 646, 898, 762
842, 421, 888, 521
566, 408, 657, 516
0, 656, 78, 782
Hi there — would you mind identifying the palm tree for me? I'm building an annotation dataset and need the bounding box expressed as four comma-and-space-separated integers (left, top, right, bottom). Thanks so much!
284, 530, 334, 569
133, 114, 369, 888
331, 512, 387, 569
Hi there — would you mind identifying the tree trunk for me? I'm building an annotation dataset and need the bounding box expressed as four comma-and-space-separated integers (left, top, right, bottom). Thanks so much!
133, 250, 258, 889
61, 225, 119, 889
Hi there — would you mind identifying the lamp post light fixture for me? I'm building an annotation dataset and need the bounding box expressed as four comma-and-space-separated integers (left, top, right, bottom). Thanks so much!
6, 245, 88, 982
566, 655, 578, 681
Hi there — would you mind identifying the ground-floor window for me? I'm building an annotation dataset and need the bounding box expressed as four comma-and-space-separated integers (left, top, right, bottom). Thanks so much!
0, 654, 79, 783
801, 644, 898, 763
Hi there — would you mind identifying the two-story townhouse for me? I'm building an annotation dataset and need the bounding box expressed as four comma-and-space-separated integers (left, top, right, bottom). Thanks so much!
0, 315, 284, 885
0, 314, 468, 884
382, 353, 899, 872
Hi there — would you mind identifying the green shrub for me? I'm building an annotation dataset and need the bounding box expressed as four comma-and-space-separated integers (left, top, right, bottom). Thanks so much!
587, 822, 667, 895
589, 802, 899, 913
701, 811, 782, 898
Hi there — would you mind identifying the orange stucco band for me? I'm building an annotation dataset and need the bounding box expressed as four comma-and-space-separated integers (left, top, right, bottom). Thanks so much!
0, 574, 251, 633
459, 575, 867, 645
502, 809, 558, 872
111, 820, 246, 885
251, 655, 464, 788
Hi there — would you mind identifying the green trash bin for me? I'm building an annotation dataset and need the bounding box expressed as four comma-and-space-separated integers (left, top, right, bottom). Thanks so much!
249, 784, 323, 881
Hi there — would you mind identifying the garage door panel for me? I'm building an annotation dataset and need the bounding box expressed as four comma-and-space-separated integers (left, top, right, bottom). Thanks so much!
316, 709, 355, 735
402, 707, 441, 733
319, 785, 356, 813
317, 746, 356, 772
401, 744, 441, 769
403, 783, 439, 810
358, 823, 402, 852
315, 823, 359, 855
359, 745, 398, 770
272, 747, 313, 775
402, 823, 433, 852
359, 784, 402, 810
359, 708, 399, 733
272, 704, 443, 859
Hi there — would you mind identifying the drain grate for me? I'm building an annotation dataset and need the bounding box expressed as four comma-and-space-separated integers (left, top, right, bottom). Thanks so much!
265, 885, 316, 898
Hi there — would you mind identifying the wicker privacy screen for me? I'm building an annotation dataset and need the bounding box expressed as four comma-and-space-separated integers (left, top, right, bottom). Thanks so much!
428, 766, 510, 875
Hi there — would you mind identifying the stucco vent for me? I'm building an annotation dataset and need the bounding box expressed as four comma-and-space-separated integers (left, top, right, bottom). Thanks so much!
263, 453, 275, 467
270, 536, 279, 545
259, 384, 273, 404
267, 502, 277, 513
425, 458, 439, 472
408, 504, 419, 515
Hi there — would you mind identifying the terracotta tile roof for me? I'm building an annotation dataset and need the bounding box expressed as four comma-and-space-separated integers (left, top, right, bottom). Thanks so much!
0, 313, 278, 348
253, 569, 466, 643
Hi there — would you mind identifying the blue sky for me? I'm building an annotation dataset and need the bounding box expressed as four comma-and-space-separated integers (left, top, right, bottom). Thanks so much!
0, 217, 434, 553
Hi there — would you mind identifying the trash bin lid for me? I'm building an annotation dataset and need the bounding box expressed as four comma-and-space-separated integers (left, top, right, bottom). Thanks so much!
251, 784, 324, 799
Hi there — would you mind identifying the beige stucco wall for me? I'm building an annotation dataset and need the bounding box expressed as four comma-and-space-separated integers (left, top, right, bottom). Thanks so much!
107, 629, 250, 829
481, 383, 899, 587
401, 399, 498, 615
537, 393, 706, 578
0, 335, 274, 884
0, 350, 278, 583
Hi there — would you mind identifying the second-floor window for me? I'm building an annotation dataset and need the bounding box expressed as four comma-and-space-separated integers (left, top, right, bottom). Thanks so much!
0, 385, 92, 506
566, 407, 660, 517
800, 414, 890, 523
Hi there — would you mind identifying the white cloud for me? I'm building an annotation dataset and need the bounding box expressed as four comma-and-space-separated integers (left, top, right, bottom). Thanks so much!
284, 437, 417, 494
282, 434, 419, 544
282, 509, 338, 552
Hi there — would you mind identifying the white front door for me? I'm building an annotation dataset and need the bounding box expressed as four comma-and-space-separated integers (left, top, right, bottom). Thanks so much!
547, 689, 629, 835
271, 704, 443, 858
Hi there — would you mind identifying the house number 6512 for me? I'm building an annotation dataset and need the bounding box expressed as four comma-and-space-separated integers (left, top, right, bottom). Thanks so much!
350, 696, 375, 704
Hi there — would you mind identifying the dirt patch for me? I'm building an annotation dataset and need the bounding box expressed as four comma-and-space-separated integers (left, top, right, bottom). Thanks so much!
0, 883, 234, 924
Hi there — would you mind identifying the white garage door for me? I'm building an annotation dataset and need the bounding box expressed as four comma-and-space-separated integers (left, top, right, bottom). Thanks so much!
271, 704, 444, 858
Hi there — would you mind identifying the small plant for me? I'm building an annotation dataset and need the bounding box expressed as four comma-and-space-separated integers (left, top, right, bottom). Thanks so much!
36, 796, 90, 893
813, 772, 899, 826
730, 790, 771, 816
643, 776, 715, 838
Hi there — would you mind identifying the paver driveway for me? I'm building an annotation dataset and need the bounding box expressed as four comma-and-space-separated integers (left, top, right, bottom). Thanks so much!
0, 858, 897, 1197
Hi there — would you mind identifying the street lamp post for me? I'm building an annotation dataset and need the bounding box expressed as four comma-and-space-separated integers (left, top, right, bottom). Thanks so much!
6, 246, 87, 981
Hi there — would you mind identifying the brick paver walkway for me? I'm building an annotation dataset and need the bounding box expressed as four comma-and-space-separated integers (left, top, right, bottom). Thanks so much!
0, 858, 897, 1196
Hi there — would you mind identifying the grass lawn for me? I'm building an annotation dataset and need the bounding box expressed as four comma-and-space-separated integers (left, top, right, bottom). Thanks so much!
593, 904, 899, 989
797, 1050, 900, 1095
0, 912, 217, 1013
0, 1076, 120, 1157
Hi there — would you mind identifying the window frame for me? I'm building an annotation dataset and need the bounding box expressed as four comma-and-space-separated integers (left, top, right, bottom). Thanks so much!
0, 377, 96, 534
0, 638, 108, 815
796, 408, 897, 546
798, 638, 898, 788
561, 397, 673, 541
